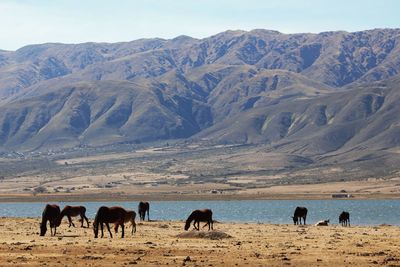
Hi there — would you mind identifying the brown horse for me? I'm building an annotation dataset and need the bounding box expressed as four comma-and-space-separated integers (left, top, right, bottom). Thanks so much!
115, 210, 136, 235
184, 209, 213, 231
138, 202, 150, 221
40, 204, 61, 236
57, 205, 90, 228
93, 206, 127, 238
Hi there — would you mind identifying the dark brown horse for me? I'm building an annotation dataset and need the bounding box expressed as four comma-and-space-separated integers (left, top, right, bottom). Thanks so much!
115, 210, 137, 235
339, 211, 350, 226
292, 207, 308, 225
57, 205, 90, 228
184, 209, 213, 231
40, 204, 61, 236
138, 202, 150, 221
93, 206, 127, 238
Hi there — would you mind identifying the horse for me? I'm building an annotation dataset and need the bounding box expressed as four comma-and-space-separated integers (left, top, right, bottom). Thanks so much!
93, 206, 128, 238
339, 211, 350, 226
40, 204, 61, 236
292, 207, 308, 225
315, 219, 330, 226
57, 205, 90, 228
115, 210, 137, 235
138, 202, 150, 221
184, 209, 213, 231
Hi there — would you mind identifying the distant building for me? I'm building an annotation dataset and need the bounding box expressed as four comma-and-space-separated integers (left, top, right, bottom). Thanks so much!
331, 193, 353, 198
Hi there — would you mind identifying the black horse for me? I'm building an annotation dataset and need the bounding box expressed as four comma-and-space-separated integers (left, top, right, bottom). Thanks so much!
138, 202, 150, 221
184, 209, 213, 231
339, 211, 350, 226
292, 207, 308, 225
40, 204, 61, 236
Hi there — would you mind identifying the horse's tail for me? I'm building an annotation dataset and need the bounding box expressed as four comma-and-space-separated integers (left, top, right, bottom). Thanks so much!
131, 211, 136, 233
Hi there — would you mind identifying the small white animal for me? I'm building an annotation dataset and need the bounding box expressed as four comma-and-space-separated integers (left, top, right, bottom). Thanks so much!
315, 219, 330, 226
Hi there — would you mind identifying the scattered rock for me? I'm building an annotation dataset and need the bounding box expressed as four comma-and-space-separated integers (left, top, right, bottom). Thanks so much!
81, 255, 104, 260
176, 230, 232, 240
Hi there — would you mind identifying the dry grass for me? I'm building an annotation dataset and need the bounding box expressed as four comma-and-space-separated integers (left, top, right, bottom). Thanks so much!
0, 218, 400, 266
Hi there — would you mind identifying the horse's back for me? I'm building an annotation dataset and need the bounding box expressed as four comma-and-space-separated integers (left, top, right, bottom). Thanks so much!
192, 209, 212, 220
339, 211, 350, 221
96, 206, 127, 223
43, 204, 61, 219
294, 206, 307, 217
138, 202, 150, 211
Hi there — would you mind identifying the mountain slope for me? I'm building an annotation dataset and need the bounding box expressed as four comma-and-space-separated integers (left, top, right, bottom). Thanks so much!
0, 28, 400, 153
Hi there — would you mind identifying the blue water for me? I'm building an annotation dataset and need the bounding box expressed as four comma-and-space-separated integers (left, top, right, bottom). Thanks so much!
0, 200, 399, 226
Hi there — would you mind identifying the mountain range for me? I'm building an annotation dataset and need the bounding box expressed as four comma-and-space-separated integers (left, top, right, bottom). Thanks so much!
0, 28, 400, 156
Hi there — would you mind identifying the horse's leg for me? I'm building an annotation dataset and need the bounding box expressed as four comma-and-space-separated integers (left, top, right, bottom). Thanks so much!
100, 223, 104, 238
121, 223, 125, 238
106, 223, 113, 238
80, 213, 84, 227
67, 215, 74, 227
197, 221, 200, 231
147, 210, 150, 221
84, 215, 90, 227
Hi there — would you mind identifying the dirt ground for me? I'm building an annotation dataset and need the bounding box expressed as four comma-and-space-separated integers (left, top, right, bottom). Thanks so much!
0, 218, 399, 266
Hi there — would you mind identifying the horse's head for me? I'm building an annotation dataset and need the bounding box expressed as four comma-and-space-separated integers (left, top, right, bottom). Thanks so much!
93, 223, 98, 238
184, 220, 191, 231
292, 216, 298, 225
40, 223, 47, 236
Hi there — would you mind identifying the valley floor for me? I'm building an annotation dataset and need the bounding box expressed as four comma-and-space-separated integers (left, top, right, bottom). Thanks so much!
0, 218, 399, 266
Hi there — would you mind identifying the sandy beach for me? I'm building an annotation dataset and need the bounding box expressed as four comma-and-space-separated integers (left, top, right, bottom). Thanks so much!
0, 218, 399, 266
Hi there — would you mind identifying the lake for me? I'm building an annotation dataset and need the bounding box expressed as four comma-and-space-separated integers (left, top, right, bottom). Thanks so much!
0, 200, 399, 226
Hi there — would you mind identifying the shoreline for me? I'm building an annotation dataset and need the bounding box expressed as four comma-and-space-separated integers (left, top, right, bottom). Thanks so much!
1, 192, 400, 202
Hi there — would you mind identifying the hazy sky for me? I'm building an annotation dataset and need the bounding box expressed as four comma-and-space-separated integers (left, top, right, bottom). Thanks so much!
1, 0, 399, 51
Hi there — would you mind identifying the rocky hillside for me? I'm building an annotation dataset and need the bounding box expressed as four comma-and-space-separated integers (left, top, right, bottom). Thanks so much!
0, 28, 400, 152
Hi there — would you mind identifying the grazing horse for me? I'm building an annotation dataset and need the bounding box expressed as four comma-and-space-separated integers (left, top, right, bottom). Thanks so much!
57, 205, 90, 228
93, 206, 127, 238
115, 210, 137, 235
40, 204, 61, 236
184, 209, 213, 231
339, 211, 350, 226
292, 207, 308, 225
138, 202, 150, 221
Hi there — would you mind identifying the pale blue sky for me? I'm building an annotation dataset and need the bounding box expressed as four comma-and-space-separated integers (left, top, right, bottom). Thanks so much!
1, 0, 399, 51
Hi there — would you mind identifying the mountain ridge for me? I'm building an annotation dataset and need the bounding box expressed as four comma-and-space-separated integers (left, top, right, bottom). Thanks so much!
0, 28, 400, 157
